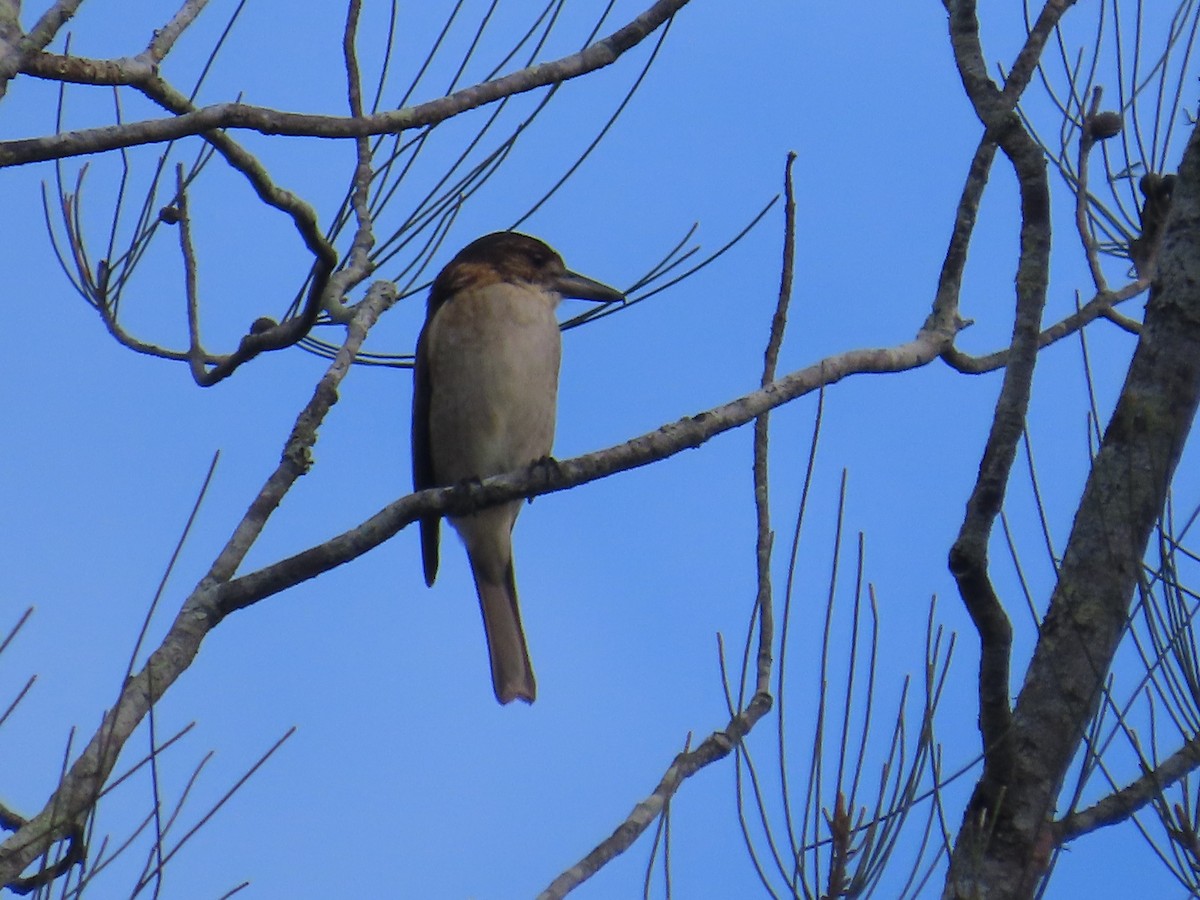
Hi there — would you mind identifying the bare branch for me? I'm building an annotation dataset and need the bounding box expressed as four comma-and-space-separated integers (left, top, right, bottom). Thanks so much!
175, 166, 206, 383
1055, 735, 1200, 843
0, 607, 33, 659
0, 0, 691, 167
946, 0, 1068, 800
538, 692, 774, 899
0, 0, 84, 96
942, 278, 1148, 374
0, 282, 397, 886
929, 136, 995, 335
133, 729, 296, 893
0, 212, 951, 885
216, 325, 956, 618
750, 151, 797, 697
948, 110, 1200, 897
1076, 88, 1116, 292
145, 0, 212, 65
323, 0, 378, 324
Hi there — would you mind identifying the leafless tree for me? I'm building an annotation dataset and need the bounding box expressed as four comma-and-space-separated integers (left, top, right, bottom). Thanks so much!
1, 1, 1198, 897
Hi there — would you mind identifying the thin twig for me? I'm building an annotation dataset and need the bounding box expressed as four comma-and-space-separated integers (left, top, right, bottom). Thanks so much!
0, 284, 397, 887
1, 0, 694, 166
539, 151, 801, 899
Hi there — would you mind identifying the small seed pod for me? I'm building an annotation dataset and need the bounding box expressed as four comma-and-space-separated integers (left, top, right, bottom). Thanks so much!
1086, 111, 1123, 141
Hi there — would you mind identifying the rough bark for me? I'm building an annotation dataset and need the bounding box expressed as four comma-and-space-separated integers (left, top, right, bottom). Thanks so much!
943, 118, 1200, 899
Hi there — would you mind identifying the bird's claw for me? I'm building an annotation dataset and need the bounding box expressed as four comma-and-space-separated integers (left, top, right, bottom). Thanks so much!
528, 455, 561, 502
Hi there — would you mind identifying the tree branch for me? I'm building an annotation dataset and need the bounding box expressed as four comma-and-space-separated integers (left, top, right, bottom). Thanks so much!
947, 109, 1200, 900
942, 279, 1148, 374
1054, 734, 1200, 843
945, 0, 1068, 799
145, 0, 211, 65
538, 692, 774, 899
216, 324, 956, 618
0, 297, 955, 889
0, 282, 397, 889
323, 0, 378, 324
928, 135, 995, 336
0, 0, 692, 167
538, 154, 796, 896
0, 0, 84, 97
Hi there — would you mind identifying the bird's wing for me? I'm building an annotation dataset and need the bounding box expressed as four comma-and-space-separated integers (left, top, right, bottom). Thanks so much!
412, 320, 440, 587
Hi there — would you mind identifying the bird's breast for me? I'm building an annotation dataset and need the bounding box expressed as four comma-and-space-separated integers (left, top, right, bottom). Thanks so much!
424, 283, 563, 484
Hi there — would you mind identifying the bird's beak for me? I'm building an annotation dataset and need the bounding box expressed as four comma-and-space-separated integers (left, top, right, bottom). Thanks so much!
554, 270, 625, 304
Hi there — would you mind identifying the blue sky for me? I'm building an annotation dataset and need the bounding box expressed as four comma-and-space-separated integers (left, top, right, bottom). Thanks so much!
1, 1, 1197, 897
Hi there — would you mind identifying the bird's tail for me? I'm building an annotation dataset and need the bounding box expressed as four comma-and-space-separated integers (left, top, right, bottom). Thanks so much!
472, 558, 536, 704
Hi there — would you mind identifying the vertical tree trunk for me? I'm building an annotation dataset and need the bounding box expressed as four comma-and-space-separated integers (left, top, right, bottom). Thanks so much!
944, 117, 1200, 899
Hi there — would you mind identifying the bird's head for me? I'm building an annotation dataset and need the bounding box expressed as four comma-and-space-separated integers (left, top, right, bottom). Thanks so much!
428, 232, 624, 315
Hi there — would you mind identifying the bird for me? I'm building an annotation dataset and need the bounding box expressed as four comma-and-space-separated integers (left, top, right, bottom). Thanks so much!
411, 232, 624, 704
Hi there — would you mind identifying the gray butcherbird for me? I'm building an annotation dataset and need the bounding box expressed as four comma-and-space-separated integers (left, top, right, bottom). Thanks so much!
412, 232, 624, 704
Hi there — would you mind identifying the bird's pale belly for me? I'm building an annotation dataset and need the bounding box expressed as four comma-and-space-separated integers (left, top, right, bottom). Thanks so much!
428, 324, 560, 484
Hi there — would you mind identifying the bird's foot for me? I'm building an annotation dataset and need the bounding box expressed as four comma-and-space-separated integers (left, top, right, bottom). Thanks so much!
528, 455, 562, 502
451, 475, 487, 511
